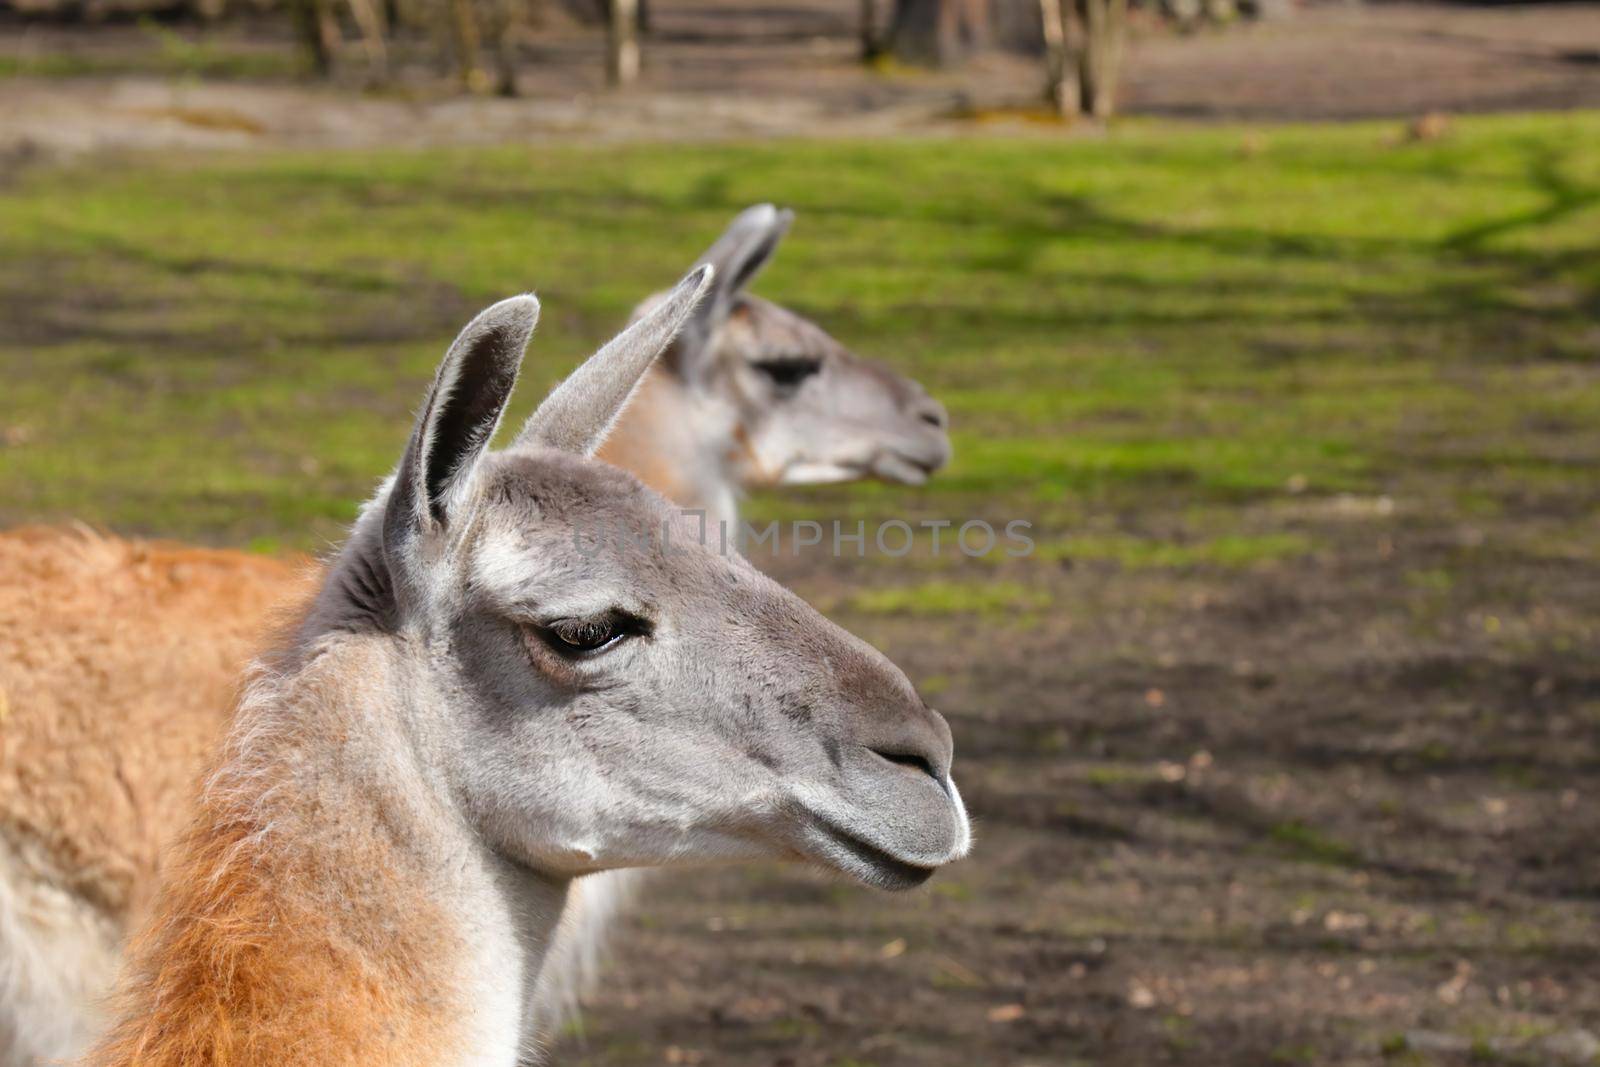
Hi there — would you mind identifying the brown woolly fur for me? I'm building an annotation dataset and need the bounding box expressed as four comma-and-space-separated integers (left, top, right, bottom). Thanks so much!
83, 641, 465, 1067
595, 365, 698, 506
85, 804, 456, 1066
0, 526, 317, 924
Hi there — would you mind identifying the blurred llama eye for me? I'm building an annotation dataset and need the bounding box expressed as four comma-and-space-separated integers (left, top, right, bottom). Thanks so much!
753, 357, 822, 390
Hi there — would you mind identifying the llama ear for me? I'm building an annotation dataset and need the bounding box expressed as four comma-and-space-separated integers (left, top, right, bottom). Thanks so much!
702, 203, 793, 301
515, 265, 713, 457
676, 204, 793, 369
387, 295, 538, 545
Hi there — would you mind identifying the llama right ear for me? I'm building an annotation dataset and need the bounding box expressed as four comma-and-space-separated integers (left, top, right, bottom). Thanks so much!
386, 295, 538, 548
515, 265, 713, 457
678, 204, 793, 365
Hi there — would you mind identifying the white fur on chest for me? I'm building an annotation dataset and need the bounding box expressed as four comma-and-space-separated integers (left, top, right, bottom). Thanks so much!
449, 855, 568, 1067
0, 837, 122, 1067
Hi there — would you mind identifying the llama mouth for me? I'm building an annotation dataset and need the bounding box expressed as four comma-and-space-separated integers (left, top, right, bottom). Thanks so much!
779, 461, 861, 485
872, 449, 946, 487
779, 449, 944, 488
807, 816, 940, 891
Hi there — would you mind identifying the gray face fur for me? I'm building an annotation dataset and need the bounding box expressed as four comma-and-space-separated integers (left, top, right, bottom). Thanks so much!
356, 269, 970, 892
661, 205, 952, 488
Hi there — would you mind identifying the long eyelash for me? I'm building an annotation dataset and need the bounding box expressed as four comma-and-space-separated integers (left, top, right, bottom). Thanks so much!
533, 612, 651, 659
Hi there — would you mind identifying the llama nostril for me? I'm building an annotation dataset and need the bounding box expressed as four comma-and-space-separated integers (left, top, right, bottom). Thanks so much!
920, 410, 944, 429
869, 748, 940, 782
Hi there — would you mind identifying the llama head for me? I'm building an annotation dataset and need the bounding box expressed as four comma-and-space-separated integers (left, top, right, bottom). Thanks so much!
376, 269, 969, 891
649, 204, 952, 489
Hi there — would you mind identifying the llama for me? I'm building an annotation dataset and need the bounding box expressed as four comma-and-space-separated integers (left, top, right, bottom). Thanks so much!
0, 204, 951, 1066
600, 204, 950, 530
81, 269, 970, 1066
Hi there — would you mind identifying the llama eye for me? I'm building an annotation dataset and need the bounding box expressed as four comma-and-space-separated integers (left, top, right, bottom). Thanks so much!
753, 357, 822, 390
544, 617, 620, 654
536, 612, 647, 656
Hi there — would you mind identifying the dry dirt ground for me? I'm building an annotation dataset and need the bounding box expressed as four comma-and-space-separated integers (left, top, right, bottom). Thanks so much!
3, 2, 1600, 154
564, 514, 1600, 1067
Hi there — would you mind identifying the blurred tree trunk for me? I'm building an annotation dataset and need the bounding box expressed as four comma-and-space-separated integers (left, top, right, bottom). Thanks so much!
888, 0, 989, 66
859, 0, 883, 60
346, 0, 390, 83
606, 0, 639, 85
886, 0, 1127, 117
448, 0, 490, 91
485, 0, 521, 95
1038, 0, 1076, 116
291, 0, 341, 76
1078, 0, 1126, 118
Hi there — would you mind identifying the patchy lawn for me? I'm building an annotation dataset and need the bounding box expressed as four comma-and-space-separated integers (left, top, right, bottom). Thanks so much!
3, 113, 1599, 1065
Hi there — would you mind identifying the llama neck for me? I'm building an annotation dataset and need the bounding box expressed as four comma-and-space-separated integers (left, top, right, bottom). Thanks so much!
598, 363, 742, 533
86, 634, 565, 1067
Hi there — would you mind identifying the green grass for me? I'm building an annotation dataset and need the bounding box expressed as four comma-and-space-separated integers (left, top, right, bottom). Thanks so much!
1268, 820, 1363, 868
846, 580, 1053, 617
2, 113, 1599, 583
1083, 763, 1167, 788
0, 23, 304, 81
1038, 531, 1313, 569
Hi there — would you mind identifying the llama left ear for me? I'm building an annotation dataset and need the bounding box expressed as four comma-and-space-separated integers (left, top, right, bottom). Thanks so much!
386, 295, 538, 548
702, 204, 793, 301
516, 266, 713, 457
675, 204, 793, 369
